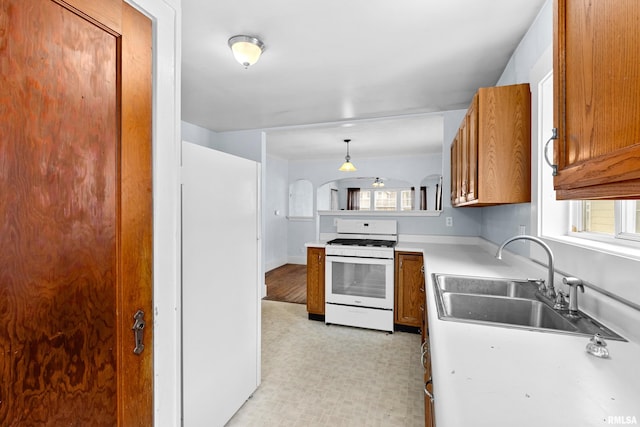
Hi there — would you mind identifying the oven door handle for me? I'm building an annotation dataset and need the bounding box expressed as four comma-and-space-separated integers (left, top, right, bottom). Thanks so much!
325, 255, 394, 263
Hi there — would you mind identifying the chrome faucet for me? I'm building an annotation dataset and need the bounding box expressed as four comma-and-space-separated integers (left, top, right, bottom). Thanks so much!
495, 235, 556, 299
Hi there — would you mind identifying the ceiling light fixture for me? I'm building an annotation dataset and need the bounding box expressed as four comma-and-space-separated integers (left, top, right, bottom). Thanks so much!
338, 139, 357, 172
228, 35, 265, 68
372, 177, 384, 188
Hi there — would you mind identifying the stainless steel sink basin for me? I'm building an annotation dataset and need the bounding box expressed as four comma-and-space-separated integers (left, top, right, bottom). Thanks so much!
441, 293, 578, 332
432, 274, 625, 340
436, 275, 539, 300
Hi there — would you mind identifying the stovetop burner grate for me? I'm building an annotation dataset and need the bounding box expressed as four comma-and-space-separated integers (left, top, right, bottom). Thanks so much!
327, 238, 396, 248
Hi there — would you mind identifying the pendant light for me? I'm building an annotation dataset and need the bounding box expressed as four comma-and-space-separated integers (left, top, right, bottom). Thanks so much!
372, 177, 384, 188
228, 35, 265, 68
338, 139, 357, 172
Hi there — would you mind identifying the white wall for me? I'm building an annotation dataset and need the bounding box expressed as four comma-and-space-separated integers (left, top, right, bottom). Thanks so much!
479, 0, 552, 252
265, 154, 289, 271
214, 129, 264, 163
181, 121, 264, 163
182, 120, 217, 147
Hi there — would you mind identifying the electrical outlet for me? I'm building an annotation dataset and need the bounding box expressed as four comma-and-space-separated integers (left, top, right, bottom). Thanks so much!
446, 217, 453, 227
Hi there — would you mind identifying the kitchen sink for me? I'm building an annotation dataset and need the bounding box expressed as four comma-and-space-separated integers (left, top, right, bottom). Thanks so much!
432, 274, 626, 340
436, 275, 539, 300
441, 293, 577, 332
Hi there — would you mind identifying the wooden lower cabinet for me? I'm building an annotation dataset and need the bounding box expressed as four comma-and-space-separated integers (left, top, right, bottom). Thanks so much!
306, 246, 325, 319
395, 252, 425, 329
423, 334, 435, 427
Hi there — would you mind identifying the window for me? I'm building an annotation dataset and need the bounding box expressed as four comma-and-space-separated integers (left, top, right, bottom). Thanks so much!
400, 189, 414, 211
374, 191, 397, 211
348, 188, 413, 212
359, 190, 371, 211
572, 200, 640, 242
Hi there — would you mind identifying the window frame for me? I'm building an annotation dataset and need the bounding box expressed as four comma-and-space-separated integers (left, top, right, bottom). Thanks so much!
355, 187, 414, 212
569, 200, 640, 245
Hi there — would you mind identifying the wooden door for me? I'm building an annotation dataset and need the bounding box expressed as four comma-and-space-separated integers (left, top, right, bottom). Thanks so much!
0, 0, 153, 425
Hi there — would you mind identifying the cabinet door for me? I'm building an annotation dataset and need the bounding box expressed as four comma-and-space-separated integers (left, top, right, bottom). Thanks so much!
450, 137, 459, 206
306, 247, 325, 315
477, 84, 531, 204
460, 118, 469, 203
466, 94, 479, 203
553, 0, 640, 199
394, 252, 425, 327
422, 336, 435, 427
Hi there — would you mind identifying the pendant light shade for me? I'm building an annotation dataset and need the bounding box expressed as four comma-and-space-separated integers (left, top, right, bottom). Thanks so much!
339, 139, 357, 172
228, 35, 265, 68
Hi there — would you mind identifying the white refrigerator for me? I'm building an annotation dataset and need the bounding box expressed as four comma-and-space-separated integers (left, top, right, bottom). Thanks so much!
181, 141, 261, 426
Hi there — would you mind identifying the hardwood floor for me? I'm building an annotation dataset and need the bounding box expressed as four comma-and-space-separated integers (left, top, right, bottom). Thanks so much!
263, 264, 307, 304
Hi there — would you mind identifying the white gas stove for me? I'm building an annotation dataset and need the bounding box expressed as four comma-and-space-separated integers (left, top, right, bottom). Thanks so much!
324, 219, 397, 332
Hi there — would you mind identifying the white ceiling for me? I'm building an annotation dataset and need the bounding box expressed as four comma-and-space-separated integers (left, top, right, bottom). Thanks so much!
181, 0, 546, 160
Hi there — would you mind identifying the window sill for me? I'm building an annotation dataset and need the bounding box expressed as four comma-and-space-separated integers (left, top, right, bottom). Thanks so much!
287, 216, 314, 221
542, 234, 640, 262
317, 210, 442, 217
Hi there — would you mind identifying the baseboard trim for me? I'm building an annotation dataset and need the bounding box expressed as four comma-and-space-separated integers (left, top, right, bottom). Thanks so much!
308, 313, 325, 322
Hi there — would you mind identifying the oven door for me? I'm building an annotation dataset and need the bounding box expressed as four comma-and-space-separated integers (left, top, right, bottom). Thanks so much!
325, 255, 394, 310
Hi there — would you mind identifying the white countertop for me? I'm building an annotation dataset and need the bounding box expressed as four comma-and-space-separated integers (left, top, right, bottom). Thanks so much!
400, 240, 640, 427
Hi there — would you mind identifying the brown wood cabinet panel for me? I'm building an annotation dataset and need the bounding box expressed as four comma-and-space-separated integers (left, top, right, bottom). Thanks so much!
460, 118, 470, 203
553, 0, 640, 199
422, 312, 434, 427
451, 84, 531, 207
394, 252, 425, 328
450, 137, 459, 206
306, 247, 325, 315
466, 94, 479, 203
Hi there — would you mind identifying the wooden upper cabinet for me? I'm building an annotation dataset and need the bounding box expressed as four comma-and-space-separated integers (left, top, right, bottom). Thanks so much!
553, 0, 640, 199
451, 83, 531, 207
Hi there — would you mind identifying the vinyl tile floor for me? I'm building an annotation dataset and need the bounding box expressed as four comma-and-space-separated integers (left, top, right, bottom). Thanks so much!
226, 300, 424, 426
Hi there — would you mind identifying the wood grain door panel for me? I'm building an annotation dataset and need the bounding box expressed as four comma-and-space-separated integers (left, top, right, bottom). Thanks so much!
553, 0, 640, 197
0, 0, 152, 425
306, 247, 325, 315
